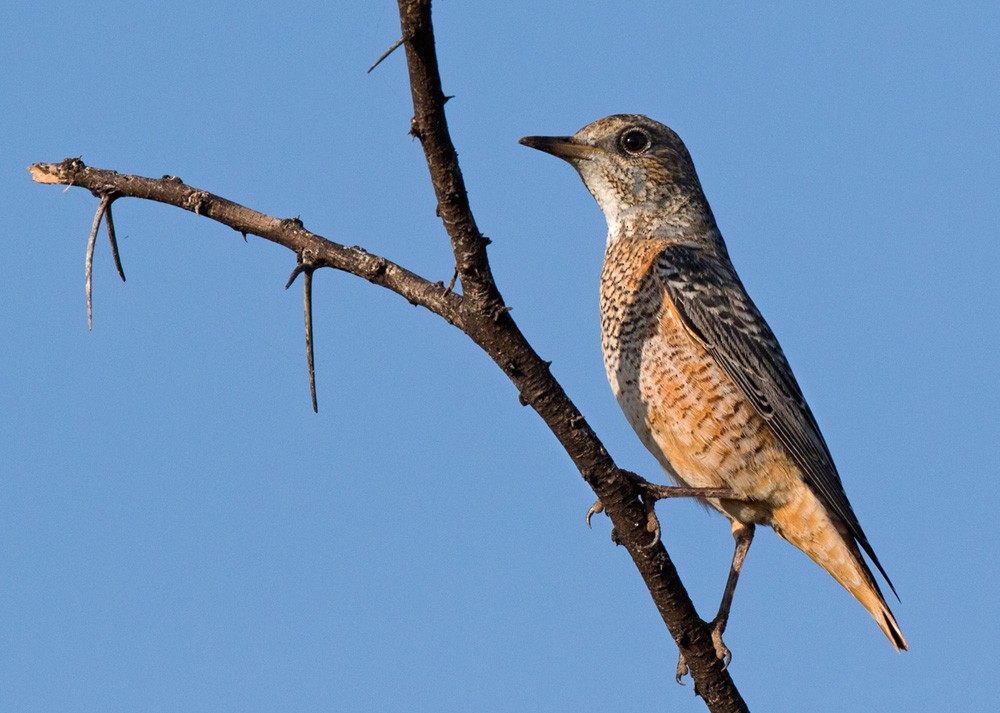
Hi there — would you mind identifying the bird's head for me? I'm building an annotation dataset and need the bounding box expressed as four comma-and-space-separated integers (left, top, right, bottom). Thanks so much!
520, 114, 713, 243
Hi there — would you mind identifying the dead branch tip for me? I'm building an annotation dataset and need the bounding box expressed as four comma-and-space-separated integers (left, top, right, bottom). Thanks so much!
28, 157, 86, 185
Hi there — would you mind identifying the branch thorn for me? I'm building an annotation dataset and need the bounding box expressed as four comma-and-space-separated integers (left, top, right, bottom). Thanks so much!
85, 194, 114, 330
303, 267, 318, 413
367, 35, 405, 74
286, 252, 321, 412
104, 198, 126, 283
284, 262, 308, 290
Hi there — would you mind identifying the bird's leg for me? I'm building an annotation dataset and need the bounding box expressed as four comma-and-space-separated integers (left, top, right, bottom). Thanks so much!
676, 521, 756, 683
586, 471, 754, 681
709, 521, 755, 661
587, 470, 741, 546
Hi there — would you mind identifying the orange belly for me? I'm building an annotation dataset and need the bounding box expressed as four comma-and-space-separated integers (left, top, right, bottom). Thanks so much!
601, 239, 800, 526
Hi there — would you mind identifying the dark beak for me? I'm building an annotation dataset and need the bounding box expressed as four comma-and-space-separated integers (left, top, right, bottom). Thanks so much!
519, 135, 599, 161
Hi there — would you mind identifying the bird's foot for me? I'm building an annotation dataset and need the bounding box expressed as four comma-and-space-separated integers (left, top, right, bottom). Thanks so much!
585, 499, 604, 528
674, 617, 732, 686
586, 488, 661, 547
709, 616, 732, 669
586, 471, 738, 546
618, 471, 665, 544
675, 651, 690, 685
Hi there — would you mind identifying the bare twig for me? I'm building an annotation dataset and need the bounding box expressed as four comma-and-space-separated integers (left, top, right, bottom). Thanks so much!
396, 0, 497, 310
29, 160, 465, 332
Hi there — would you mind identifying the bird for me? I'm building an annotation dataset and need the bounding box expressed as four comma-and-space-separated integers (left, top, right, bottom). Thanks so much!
519, 115, 907, 672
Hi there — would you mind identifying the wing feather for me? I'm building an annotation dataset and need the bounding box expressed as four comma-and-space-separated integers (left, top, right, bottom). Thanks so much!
655, 244, 897, 596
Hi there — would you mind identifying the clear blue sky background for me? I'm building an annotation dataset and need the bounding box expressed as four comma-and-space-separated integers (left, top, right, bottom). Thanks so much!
3, 2, 997, 712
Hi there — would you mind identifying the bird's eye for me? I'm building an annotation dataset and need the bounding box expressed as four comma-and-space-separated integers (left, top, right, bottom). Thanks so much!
620, 129, 651, 155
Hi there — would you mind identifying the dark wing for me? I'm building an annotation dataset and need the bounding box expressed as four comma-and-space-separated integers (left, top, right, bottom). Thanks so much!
655, 244, 896, 596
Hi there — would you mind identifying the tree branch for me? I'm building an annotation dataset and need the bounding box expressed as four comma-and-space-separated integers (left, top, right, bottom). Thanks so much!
397, 0, 498, 311
28, 2, 751, 709
29, 159, 465, 331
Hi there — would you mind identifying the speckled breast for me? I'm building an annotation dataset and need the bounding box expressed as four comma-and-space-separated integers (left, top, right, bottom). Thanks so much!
599, 239, 794, 522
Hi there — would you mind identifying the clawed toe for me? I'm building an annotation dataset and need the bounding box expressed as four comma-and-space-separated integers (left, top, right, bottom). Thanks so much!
674, 618, 732, 686
675, 652, 690, 685
640, 500, 661, 546
710, 619, 732, 669
586, 499, 604, 527
585, 471, 737, 546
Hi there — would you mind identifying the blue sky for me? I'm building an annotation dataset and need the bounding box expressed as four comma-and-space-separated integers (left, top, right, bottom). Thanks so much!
3, 2, 998, 711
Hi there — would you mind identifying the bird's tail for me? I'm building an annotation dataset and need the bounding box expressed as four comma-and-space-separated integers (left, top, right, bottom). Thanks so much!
771, 489, 908, 651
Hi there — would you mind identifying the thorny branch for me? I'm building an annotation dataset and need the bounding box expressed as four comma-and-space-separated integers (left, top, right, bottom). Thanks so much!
31, 156, 471, 409
29, 1, 750, 711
